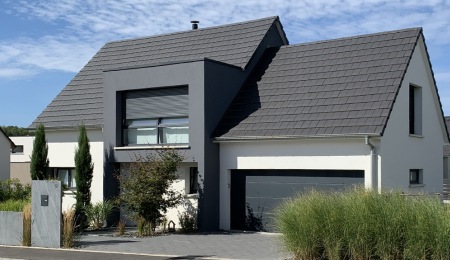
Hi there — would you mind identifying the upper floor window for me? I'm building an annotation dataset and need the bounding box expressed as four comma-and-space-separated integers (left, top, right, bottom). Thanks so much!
409, 84, 422, 135
122, 86, 189, 146
124, 117, 189, 145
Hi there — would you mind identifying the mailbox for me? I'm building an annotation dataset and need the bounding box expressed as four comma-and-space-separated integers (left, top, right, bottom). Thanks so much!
41, 195, 49, 206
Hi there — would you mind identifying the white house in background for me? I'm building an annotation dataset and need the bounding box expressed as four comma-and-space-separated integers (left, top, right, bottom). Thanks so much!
10, 136, 33, 184
0, 128, 15, 181
29, 16, 448, 231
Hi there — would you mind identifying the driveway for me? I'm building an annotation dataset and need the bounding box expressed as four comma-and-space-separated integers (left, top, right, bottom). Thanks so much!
79, 231, 289, 260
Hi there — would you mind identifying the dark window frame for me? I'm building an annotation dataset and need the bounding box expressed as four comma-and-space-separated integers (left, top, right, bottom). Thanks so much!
409, 169, 422, 185
11, 145, 24, 154
50, 168, 76, 189
189, 167, 198, 194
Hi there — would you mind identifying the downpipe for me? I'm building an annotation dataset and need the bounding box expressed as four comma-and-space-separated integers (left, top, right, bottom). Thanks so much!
365, 136, 378, 191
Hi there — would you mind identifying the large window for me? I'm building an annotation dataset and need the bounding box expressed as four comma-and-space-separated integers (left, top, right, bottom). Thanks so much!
50, 168, 76, 189
123, 86, 189, 146
124, 117, 189, 145
409, 84, 422, 135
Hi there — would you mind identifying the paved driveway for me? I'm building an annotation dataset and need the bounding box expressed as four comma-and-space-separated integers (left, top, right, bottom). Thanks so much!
79, 231, 290, 259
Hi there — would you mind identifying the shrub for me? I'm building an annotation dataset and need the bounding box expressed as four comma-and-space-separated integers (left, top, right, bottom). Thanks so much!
62, 208, 78, 248
0, 178, 31, 202
22, 204, 31, 246
84, 200, 114, 229
0, 199, 29, 212
178, 212, 196, 233
276, 188, 450, 260
30, 123, 49, 180
115, 220, 126, 236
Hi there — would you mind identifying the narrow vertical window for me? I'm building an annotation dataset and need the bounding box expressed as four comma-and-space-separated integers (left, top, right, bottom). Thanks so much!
189, 167, 198, 194
409, 84, 422, 135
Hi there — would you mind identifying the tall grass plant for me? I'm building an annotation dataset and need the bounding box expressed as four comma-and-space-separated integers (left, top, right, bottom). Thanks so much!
276, 188, 450, 260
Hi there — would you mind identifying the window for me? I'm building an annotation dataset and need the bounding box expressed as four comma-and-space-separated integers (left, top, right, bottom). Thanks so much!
189, 167, 198, 194
122, 86, 189, 146
409, 84, 422, 135
124, 117, 189, 145
409, 169, 422, 185
11, 145, 24, 154
50, 168, 76, 189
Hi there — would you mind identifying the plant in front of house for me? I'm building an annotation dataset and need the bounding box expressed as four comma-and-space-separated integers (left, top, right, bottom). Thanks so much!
178, 211, 196, 233
30, 124, 49, 180
74, 124, 94, 230
84, 200, 114, 229
117, 149, 183, 236
0, 178, 31, 212
62, 208, 79, 248
22, 203, 31, 246
276, 188, 450, 260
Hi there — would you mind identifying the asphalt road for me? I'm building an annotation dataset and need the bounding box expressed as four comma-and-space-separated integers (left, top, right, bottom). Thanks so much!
0, 246, 174, 260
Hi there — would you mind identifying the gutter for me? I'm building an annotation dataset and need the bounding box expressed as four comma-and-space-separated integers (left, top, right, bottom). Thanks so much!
213, 133, 380, 143
365, 136, 378, 191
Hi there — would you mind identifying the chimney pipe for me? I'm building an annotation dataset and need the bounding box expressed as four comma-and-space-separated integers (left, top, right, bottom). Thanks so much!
191, 20, 199, 30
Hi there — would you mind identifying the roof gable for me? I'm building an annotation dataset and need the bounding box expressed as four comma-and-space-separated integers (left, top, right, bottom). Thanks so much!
0, 128, 16, 149
214, 28, 422, 139
30, 16, 282, 128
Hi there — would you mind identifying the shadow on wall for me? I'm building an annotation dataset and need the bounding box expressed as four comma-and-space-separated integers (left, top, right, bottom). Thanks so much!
104, 145, 120, 226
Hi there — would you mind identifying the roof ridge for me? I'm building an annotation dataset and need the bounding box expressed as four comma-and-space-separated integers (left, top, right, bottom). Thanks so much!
280, 27, 422, 49
106, 16, 279, 45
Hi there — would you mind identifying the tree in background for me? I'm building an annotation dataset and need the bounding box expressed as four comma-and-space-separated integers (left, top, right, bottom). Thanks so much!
30, 124, 49, 180
0, 126, 33, 136
74, 125, 94, 229
117, 150, 183, 236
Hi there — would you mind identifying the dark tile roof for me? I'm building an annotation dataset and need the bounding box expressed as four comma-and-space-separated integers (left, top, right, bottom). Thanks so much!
214, 28, 422, 139
30, 16, 280, 128
444, 117, 450, 156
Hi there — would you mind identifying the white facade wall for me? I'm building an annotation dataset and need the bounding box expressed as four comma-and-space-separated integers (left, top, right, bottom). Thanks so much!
219, 138, 374, 230
379, 38, 447, 193
46, 129, 104, 212
9, 136, 33, 163
0, 133, 11, 180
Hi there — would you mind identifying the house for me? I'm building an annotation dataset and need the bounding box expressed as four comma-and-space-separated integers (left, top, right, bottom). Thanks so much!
30, 16, 448, 231
10, 136, 34, 184
0, 128, 15, 181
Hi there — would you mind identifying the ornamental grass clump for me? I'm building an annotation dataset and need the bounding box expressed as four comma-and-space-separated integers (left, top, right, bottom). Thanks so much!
22, 204, 31, 246
276, 188, 450, 260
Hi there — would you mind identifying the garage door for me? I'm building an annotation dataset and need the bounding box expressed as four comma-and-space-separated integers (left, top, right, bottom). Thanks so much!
230, 169, 364, 231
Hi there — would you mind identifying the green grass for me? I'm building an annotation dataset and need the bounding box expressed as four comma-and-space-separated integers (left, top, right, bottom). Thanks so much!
276, 188, 450, 260
0, 199, 30, 212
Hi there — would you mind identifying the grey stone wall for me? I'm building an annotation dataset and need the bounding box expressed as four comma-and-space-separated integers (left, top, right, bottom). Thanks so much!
31, 180, 61, 248
0, 211, 23, 246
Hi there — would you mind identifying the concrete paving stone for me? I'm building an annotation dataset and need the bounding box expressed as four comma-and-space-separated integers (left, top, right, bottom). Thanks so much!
78, 231, 291, 259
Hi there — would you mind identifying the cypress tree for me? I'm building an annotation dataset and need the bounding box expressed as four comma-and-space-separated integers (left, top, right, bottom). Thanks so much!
75, 125, 94, 215
30, 124, 49, 180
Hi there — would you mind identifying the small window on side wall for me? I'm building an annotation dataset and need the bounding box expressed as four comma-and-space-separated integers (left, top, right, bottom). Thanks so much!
189, 167, 198, 194
409, 169, 423, 185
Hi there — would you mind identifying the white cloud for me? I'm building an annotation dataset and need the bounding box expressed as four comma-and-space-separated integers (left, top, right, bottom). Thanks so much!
0, 68, 37, 79
2, 0, 450, 76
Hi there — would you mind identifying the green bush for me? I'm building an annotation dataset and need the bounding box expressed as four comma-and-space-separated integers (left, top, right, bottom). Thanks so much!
84, 200, 114, 229
0, 178, 31, 202
276, 188, 450, 260
178, 212, 196, 233
0, 199, 29, 212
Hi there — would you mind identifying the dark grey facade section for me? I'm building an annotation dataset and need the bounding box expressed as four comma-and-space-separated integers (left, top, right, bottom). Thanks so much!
30, 16, 282, 128
215, 28, 423, 139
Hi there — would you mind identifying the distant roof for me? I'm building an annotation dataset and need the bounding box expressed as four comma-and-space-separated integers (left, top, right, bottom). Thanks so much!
0, 128, 16, 149
30, 16, 281, 128
214, 28, 422, 139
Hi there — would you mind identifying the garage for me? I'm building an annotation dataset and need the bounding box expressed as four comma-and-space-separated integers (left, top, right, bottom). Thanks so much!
230, 169, 364, 231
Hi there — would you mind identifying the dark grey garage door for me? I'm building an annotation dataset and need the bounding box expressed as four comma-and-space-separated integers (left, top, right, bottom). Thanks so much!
230, 169, 364, 231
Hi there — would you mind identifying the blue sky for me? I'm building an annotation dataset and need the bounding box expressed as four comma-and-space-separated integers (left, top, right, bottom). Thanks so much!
1, 0, 449, 127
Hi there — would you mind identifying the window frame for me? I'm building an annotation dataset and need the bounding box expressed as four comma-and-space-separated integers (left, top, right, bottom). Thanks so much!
50, 168, 76, 189
11, 145, 24, 154
409, 84, 422, 136
123, 117, 189, 146
409, 169, 423, 185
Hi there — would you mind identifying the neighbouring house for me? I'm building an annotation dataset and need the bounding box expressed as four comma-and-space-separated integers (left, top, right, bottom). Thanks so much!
10, 136, 33, 184
0, 128, 15, 181
29, 16, 448, 231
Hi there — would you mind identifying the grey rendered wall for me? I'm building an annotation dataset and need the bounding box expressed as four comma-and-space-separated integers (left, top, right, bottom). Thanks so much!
0, 211, 23, 246
31, 180, 61, 248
